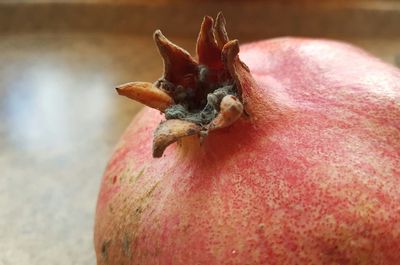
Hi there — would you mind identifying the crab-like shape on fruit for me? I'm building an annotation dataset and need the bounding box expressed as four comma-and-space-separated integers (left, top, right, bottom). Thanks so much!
116, 12, 251, 158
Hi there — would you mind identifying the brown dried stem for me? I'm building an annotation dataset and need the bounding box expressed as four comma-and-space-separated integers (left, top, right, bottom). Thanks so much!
214, 12, 229, 49
116, 82, 174, 112
196, 16, 222, 70
152, 119, 201, 158
116, 13, 253, 158
208, 95, 243, 131
154, 30, 198, 87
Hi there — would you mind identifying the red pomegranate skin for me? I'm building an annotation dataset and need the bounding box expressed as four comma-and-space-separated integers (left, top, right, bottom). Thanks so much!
94, 38, 400, 265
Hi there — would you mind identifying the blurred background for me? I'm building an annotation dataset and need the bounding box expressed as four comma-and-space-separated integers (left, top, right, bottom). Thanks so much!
0, 0, 399, 264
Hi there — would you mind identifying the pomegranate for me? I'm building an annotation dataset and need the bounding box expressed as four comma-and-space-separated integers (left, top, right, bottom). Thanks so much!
94, 13, 400, 264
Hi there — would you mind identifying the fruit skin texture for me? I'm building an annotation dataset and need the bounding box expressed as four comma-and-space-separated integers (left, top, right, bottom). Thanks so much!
94, 38, 400, 265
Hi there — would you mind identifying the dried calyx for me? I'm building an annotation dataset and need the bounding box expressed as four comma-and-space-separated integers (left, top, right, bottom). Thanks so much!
116, 12, 250, 158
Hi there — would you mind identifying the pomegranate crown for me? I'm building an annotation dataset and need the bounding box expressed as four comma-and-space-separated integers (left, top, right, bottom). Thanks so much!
116, 12, 251, 158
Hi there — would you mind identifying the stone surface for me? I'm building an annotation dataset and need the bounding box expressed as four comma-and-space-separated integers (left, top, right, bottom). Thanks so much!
0, 27, 399, 265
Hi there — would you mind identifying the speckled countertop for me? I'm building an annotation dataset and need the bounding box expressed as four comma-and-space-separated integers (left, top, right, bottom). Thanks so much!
0, 2, 399, 265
